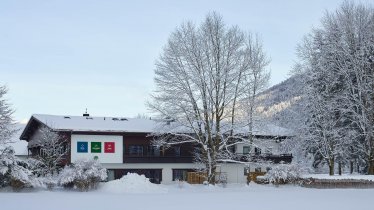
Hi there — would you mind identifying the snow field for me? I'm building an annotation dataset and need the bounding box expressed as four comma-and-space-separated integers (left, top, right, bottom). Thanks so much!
1, 183, 373, 210
1, 173, 374, 210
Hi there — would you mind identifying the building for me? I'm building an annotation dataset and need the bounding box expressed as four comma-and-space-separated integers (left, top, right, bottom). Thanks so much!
8, 124, 28, 160
20, 113, 292, 184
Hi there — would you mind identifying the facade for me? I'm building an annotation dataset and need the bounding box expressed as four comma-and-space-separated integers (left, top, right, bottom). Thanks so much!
20, 114, 292, 184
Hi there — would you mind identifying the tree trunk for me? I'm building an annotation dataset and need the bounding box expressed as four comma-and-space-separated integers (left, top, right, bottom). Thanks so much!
209, 165, 216, 184
368, 159, 374, 175
329, 159, 335, 176
338, 162, 342, 175
350, 161, 353, 174
356, 161, 360, 173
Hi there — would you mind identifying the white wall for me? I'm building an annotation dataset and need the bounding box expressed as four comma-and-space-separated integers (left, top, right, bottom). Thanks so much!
71, 134, 123, 163
218, 163, 247, 184
236, 139, 280, 154
103, 163, 255, 184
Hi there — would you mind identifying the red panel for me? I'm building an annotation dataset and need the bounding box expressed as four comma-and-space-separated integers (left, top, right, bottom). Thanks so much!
104, 142, 115, 153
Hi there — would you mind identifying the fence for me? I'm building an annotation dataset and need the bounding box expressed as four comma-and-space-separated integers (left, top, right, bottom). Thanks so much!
187, 172, 228, 184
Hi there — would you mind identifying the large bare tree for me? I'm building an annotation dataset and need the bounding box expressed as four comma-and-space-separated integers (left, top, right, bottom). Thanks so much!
148, 12, 270, 184
297, 1, 374, 175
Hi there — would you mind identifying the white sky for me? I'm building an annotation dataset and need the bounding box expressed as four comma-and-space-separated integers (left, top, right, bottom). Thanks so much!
0, 0, 356, 122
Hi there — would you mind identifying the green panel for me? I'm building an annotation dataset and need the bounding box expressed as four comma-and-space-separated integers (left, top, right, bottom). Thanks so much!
91, 142, 102, 153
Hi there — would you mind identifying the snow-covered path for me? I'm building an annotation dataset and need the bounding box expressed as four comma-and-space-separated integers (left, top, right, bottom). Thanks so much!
0, 183, 373, 210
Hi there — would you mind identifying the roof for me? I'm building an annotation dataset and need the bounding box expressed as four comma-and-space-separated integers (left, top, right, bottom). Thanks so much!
20, 114, 293, 140
32, 114, 157, 133
8, 124, 28, 155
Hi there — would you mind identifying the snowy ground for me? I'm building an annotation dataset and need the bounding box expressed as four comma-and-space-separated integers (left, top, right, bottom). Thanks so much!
1, 183, 373, 210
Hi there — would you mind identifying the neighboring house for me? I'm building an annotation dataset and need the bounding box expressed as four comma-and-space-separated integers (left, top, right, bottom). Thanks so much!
20, 114, 292, 184
8, 124, 28, 160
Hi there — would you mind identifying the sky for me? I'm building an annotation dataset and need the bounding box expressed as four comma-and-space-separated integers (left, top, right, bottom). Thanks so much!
0, 0, 354, 122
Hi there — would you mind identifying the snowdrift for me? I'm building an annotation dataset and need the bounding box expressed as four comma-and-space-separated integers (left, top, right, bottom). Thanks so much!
99, 173, 167, 193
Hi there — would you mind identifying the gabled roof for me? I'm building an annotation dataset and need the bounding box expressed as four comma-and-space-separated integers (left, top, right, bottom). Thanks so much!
20, 114, 293, 141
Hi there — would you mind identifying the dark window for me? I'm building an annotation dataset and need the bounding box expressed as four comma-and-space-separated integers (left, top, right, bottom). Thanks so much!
228, 146, 236, 153
129, 145, 143, 156
174, 146, 181, 157
255, 147, 261, 155
255, 167, 262, 172
149, 146, 160, 156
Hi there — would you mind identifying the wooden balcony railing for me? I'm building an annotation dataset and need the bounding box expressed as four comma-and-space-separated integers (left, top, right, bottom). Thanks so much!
232, 153, 293, 163
123, 154, 194, 163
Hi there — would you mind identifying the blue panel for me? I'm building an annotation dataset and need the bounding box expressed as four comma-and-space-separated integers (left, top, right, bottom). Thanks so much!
77, 141, 88, 153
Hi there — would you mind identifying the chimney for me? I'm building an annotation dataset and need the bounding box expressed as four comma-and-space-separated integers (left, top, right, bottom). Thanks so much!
83, 108, 89, 117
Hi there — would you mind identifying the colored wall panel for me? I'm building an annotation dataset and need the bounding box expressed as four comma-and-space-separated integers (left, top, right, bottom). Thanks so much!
91, 142, 102, 153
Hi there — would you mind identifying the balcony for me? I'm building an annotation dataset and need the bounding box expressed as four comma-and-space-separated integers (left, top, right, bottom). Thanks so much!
233, 153, 293, 164
123, 154, 194, 163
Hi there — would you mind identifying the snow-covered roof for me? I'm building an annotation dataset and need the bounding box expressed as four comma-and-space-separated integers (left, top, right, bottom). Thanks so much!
26, 114, 293, 137
8, 124, 28, 156
251, 123, 293, 137
32, 114, 157, 133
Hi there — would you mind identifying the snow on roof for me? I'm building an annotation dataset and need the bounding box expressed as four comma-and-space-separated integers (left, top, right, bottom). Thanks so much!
32, 114, 157, 133
251, 123, 293, 137
8, 124, 28, 156
30, 114, 293, 137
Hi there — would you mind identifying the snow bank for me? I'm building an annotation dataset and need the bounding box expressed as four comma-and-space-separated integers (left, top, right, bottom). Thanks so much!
99, 173, 167, 193
302, 174, 374, 181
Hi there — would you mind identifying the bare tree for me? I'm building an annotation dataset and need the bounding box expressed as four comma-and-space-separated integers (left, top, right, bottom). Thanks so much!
148, 12, 270, 184
240, 34, 270, 143
34, 126, 69, 176
296, 1, 374, 174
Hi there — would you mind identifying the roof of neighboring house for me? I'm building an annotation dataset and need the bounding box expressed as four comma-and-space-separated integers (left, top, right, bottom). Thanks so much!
8, 124, 28, 156
20, 114, 293, 141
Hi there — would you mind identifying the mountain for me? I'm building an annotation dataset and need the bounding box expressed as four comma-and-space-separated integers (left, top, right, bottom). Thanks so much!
256, 74, 304, 130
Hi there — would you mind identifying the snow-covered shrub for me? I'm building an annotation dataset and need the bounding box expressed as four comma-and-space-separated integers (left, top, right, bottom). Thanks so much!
262, 164, 303, 185
0, 147, 42, 191
25, 158, 59, 190
59, 159, 107, 191
39, 174, 58, 190
26, 158, 46, 177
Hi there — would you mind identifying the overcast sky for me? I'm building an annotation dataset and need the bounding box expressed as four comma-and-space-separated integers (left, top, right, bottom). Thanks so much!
1, 0, 355, 122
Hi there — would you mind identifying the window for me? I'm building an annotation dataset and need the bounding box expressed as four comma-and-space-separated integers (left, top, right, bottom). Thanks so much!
265, 147, 272, 154
173, 146, 181, 157
172, 169, 193, 181
149, 146, 160, 156
40, 148, 46, 157
243, 146, 251, 155
129, 145, 144, 156
255, 167, 262, 172
228, 146, 236, 153
255, 147, 261, 155
57, 145, 66, 155
107, 170, 115, 181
